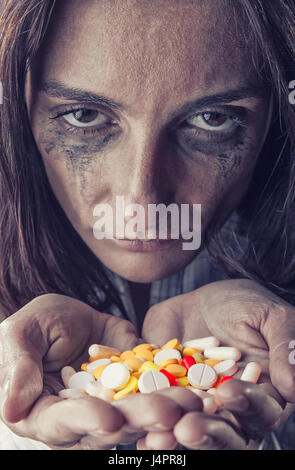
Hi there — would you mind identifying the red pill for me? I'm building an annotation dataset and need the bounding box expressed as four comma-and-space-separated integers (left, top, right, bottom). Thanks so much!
218, 376, 234, 386
159, 369, 179, 386
181, 355, 196, 370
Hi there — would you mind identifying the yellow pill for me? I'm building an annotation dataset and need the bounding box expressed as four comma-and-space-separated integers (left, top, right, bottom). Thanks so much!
120, 350, 135, 360
166, 364, 187, 377
192, 352, 204, 363
93, 364, 109, 380
177, 344, 183, 353
177, 376, 189, 386
204, 358, 222, 367
139, 361, 161, 372
110, 355, 121, 362
123, 356, 144, 372
183, 347, 202, 356
132, 343, 153, 353
81, 362, 89, 371
132, 371, 142, 379
159, 358, 179, 368
135, 350, 154, 362
113, 376, 138, 400
162, 338, 180, 350
152, 348, 161, 356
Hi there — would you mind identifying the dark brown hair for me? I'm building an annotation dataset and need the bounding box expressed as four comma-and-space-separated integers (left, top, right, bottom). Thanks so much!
0, 0, 294, 317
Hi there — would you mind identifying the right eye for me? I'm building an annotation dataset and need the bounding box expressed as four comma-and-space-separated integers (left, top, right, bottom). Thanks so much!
62, 108, 111, 128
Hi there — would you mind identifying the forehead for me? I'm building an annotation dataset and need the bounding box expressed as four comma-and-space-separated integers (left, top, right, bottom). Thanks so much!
34, 0, 257, 113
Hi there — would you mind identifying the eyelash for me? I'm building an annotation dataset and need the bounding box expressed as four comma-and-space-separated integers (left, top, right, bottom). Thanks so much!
50, 105, 249, 141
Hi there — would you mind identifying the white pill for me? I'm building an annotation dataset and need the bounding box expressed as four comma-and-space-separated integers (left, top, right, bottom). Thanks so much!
61, 366, 76, 388
85, 381, 115, 401
187, 363, 218, 390
138, 370, 170, 393
183, 336, 220, 351
153, 348, 181, 366
240, 362, 261, 383
204, 347, 241, 361
58, 388, 85, 399
100, 363, 130, 391
188, 388, 212, 400
86, 358, 112, 372
214, 359, 238, 376
68, 371, 95, 390
202, 397, 218, 414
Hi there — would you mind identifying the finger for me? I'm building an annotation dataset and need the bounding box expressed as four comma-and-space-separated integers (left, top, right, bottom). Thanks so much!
216, 379, 283, 440
111, 389, 191, 433
263, 307, 295, 402
102, 315, 140, 351
144, 430, 180, 450
174, 411, 247, 450
8, 394, 126, 448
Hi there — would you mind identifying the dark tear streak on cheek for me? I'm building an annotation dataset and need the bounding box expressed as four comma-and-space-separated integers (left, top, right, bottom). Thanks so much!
39, 127, 116, 192
213, 138, 254, 180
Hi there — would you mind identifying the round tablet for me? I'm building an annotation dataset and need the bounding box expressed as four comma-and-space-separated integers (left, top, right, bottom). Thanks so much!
138, 370, 170, 393
100, 363, 130, 391
153, 348, 181, 366
68, 371, 95, 390
187, 363, 218, 390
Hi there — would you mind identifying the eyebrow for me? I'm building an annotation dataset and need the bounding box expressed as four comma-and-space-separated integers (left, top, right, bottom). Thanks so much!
39, 79, 268, 118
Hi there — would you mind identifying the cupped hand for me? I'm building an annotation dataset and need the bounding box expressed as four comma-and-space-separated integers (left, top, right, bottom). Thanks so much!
140, 278, 295, 449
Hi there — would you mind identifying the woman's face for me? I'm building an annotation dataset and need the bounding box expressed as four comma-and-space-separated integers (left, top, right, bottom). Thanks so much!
27, 0, 272, 282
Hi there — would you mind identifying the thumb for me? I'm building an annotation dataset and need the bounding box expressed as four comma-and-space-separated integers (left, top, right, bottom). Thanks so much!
264, 308, 295, 403
0, 321, 46, 423
102, 315, 140, 352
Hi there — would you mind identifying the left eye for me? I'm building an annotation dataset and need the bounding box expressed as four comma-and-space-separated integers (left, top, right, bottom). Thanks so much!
186, 112, 237, 132
63, 109, 110, 128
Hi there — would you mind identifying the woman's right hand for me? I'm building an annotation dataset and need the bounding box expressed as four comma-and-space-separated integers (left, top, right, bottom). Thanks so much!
0, 294, 201, 450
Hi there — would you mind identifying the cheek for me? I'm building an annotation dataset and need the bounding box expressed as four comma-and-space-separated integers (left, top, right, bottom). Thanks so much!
180, 135, 257, 228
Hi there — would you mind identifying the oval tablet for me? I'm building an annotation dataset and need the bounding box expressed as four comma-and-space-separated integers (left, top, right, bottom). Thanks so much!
100, 362, 130, 391
61, 366, 76, 388
85, 381, 115, 401
138, 370, 170, 393
213, 359, 238, 377
154, 348, 181, 366
86, 358, 112, 372
203, 347, 241, 361
187, 363, 218, 390
68, 371, 95, 390
183, 336, 220, 351
58, 388, 85, 399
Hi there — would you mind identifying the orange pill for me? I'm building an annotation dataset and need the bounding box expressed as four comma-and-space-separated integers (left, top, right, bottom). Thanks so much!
135, 350, 154, 362
110, 356, 121, 362
177, 376, 189, 386
166, 364, 187, 377
192, 352, 204, 363
120, 350, 135, 360
183, 347, 202, 356
204, 358, 221, 367
81, 362, 89, 371
159, 358, 179, 368
152, 348, 161, 356
123, 356, 144, 372
93, 364, 109, 380
162, 338, 180, 350
132, 343, 153, 354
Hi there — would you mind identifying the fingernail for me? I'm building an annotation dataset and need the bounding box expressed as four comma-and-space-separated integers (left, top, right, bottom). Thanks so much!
190, 435, 214, 448
219, 394, 250, 412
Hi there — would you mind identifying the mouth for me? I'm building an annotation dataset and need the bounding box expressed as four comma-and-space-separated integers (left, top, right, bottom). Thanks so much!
112, 237, 180, 252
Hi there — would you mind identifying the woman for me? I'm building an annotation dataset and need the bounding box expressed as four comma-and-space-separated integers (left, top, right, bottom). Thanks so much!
0, 0, 295, 450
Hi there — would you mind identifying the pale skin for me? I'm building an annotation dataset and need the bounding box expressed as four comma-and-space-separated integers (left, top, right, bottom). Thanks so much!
1, 0, 295, 451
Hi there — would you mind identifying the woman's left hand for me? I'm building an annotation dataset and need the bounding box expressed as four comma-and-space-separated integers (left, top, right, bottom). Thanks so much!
138, 278, 295, 449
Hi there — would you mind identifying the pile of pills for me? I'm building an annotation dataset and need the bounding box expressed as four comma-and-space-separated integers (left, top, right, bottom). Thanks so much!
59, 336, 262, 414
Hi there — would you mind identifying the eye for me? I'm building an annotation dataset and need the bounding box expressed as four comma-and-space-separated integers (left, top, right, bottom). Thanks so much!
186, 112, 239, 132
62, 109, 111, 128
